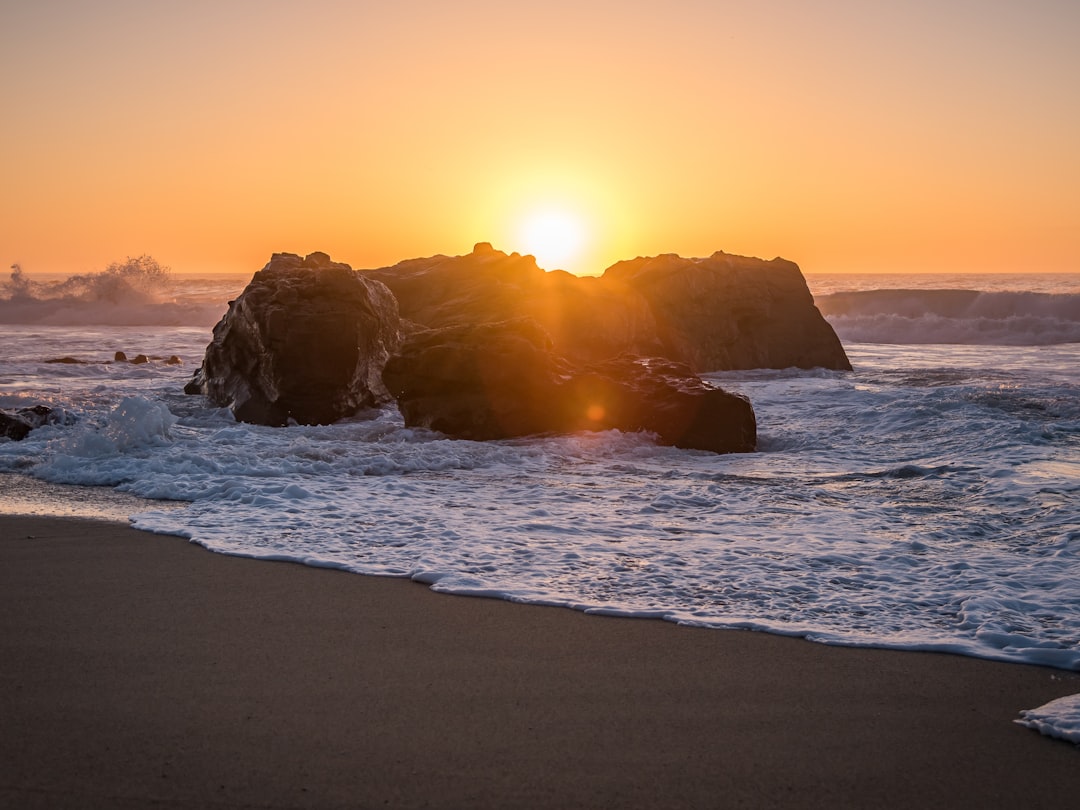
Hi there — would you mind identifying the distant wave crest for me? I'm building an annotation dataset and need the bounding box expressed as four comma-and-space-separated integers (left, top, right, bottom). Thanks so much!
1, 257, 224, 326
817, 289, 1080, 346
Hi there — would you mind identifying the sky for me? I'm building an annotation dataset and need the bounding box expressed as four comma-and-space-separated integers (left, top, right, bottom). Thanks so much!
3, 0, 1079, 276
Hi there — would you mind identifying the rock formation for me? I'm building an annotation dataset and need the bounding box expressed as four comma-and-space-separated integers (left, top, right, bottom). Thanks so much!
365, 243, 850, 371
565, 355, 757, 453
185, 252, 401, 426
187, 245, 847, 452
365, 242, 661, 364
382, 319, 564, 440
382, 319, 756, 453
602, 252, 851, 371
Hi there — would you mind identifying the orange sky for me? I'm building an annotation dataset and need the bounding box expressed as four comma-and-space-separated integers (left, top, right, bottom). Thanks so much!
3, 1, 1079, 276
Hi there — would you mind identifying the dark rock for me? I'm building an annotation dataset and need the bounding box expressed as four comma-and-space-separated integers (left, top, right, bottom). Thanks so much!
603, 252, 851, 371
364, 244, 660, 365
165, 355, 183, 365
0, 412, 32, 441
382, 319, 755, 453
183, 371, 204, 395
364, 245, 849, 371
558, 356, 757, 453
187, 245, 834, 445
187, 252, 402, 426
114, 351, 128, 362
383, 319, 565, 440
130, 354, 149, 365
0, 406, 68, 441
44, 357, 86, 364
18, 405, 56, 423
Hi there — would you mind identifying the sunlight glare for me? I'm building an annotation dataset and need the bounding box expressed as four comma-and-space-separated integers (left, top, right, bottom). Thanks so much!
517, 209, 587, 272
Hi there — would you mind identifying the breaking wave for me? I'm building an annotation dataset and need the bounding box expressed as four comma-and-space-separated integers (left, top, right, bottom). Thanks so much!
0, 258, 229, 326
817, 289, 1080, 346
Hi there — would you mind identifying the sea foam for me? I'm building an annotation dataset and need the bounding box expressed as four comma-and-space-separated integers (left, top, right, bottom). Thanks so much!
1016, 694, 1080, 744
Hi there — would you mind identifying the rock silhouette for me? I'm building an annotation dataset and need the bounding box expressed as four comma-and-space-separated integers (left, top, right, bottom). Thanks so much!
366, 243, 849, 371
185, 252, 401, 426
188, 245, 847, 452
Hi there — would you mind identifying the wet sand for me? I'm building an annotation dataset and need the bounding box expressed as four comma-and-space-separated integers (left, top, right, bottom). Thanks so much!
1, 515, 1077, 809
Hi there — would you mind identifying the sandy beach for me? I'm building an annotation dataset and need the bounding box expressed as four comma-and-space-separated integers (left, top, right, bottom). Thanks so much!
1, 515, 1077, 809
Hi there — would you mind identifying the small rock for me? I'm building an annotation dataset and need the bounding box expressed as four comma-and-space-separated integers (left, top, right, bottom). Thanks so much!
44, 357, 85, 365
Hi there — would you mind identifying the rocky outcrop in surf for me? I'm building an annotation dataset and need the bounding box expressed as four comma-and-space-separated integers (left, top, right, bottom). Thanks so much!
601, 252, 851, 371
187, 245, 846, 452
184, 252, 402, 426
366, 243, 850, 371
382, 319, 756, 453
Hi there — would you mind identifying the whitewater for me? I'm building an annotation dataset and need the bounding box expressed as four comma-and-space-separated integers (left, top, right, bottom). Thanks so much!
1, 267, 1078, 679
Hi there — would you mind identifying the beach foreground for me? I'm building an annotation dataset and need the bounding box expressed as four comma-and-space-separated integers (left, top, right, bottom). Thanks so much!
2, 516, 1077, 809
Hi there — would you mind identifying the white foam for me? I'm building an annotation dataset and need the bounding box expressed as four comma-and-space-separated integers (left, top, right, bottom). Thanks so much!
1016, 694, 1080, 744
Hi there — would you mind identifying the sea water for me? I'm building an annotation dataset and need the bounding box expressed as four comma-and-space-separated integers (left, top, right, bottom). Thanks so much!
1, 268, 1078, 680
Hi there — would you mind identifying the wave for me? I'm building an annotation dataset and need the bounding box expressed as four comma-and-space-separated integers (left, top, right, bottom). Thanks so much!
817, 289, 1080, 345
1, 258, 226, 326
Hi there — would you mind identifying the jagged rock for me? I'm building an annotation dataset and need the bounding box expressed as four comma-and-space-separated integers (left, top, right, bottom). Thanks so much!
186, 252, 401, 426
365, 244, 849, 371
382, 319, 756, 453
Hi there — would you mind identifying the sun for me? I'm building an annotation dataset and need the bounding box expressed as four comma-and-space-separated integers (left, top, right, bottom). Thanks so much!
517, 209, 588, 272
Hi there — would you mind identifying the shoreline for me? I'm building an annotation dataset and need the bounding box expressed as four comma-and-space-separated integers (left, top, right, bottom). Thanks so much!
2, 514, 1078, 808
0, 471, 187, 523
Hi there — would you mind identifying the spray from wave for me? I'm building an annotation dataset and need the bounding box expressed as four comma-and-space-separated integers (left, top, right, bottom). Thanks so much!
1, 257, 227, 326
817, 289, 1080, 346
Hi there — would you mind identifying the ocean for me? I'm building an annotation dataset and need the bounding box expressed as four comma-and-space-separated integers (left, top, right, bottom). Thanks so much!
2, 265, 1078, 677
